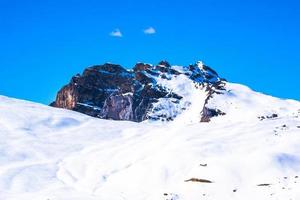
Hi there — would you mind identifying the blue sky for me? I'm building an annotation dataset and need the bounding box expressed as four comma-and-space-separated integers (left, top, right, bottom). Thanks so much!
0, 0, 299, 104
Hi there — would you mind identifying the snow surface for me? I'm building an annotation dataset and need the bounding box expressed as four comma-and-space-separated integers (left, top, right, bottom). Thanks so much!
147, 62, 220, 122
149, 73, 207, 123
1, 82, 300, 200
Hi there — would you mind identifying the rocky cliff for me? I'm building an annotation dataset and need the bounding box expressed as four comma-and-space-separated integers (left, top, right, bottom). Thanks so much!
51, 61, 226, 122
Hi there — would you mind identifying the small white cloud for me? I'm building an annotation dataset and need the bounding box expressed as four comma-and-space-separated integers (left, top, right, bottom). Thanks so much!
110, 29, 122, 37
143, 27, 156, 35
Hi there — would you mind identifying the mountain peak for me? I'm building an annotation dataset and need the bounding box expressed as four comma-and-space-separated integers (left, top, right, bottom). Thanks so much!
51, 61, 224, 122
158, 60, 171, 67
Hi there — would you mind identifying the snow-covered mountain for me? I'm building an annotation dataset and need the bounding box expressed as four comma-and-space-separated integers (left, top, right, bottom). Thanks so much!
51, 61, 226, 122
1, 62, 300, 200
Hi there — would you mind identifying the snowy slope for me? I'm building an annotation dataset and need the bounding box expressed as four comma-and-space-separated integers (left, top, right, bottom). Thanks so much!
1, 82, 300, 200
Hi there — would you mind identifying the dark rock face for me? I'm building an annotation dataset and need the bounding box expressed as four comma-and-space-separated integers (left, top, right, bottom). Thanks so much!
51, 61, 226, 122
100, 94, 134, 120
200, 81, 226, 122
200, 107, 225, 122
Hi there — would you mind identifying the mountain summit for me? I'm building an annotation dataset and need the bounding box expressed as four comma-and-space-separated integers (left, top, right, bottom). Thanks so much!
51, 61, 226, 122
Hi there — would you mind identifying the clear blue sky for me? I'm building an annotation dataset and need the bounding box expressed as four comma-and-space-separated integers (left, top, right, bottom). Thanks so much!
0, 0, 299, 104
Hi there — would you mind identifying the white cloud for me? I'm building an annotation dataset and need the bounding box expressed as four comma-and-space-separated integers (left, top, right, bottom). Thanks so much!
110, 29, 122, 37
143, 27, 156, 35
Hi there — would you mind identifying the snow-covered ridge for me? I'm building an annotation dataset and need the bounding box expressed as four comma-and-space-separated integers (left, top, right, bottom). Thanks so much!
146, 61, 222, 123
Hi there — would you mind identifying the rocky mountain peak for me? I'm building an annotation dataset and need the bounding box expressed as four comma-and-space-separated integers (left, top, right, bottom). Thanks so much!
133, 62, 153, 72
51, 61, 225, 122
158, 60, 171, 68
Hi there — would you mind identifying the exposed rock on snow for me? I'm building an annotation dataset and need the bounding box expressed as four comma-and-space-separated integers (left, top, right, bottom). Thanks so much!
184, 178, 213, 183
51, 61, 224, 122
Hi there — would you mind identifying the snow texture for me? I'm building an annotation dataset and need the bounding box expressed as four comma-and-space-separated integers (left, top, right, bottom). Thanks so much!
1, 81, 300, 200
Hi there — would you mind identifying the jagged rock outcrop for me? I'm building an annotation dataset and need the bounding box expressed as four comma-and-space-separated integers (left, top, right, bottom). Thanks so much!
200, 81, 226, 122
51, 61, 226, 122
